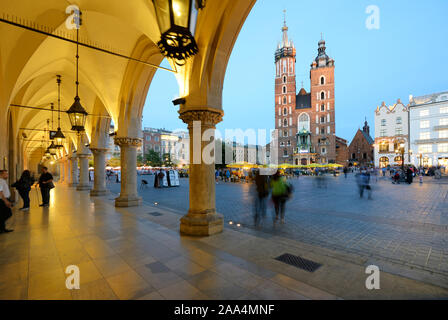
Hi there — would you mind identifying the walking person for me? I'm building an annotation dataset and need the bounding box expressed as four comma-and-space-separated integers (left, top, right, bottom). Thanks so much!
12, 170, 34, 211
38, 167, 54, 207
343, 166, 348, 178
0, 170, 14, 233
359, 169, 372, 199
270, 171, 291, 224
253, 170, 269, 227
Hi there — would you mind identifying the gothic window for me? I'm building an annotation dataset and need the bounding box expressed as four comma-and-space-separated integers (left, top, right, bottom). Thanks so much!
283, 76, 287, 83
284, 130, 288, 137
321, 127, 325, 135
298, 113, 310, 131
283, 149, 288, 156
320, 76, 325, 85
321, 104, 325, 112
321, 92, 325, 100
283, 108, 287, 116
283, 86, 287, 94
283, 97, 287, 105
320, 116, 325, 123
287, 140, 291, 146
284, 119, 288, 127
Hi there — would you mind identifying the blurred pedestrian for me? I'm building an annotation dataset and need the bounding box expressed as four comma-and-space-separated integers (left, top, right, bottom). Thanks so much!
270, 171, 291, 224
343, 167, 348, 178
253, 170, 269, 227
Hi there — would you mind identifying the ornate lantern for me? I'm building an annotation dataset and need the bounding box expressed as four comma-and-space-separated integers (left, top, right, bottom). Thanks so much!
54, 75, 66, 148
152, 0, 206, 65
67, 18, 88, 132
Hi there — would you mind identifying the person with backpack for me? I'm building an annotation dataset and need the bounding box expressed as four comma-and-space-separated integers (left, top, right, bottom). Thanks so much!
270, 170, 292, 224
11, 170, 34, 211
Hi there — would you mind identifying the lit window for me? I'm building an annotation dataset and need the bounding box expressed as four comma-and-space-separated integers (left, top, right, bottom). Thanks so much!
420, 109, 429, 117
439, 130, 448, 139
440, 118, 448, 126
420, 120, 430, 129
439, 144, 448, 152
418, 145, 432, 153
420, 132, 430, 140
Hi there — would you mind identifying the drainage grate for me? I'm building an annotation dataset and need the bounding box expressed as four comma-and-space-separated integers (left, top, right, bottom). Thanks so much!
147, 211, 163, 216
275, 253, 322, 272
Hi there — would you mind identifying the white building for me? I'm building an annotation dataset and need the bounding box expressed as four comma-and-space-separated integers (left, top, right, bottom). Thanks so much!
374, 99, 410, 168
409, 91, 448, 168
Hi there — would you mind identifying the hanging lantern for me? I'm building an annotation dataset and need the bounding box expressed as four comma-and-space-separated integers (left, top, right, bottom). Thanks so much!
67, 96, 88, 132
44, 147, 51, 157
48, 141, 57, 155
152, 0, 206, 65
67, 22, 88, 133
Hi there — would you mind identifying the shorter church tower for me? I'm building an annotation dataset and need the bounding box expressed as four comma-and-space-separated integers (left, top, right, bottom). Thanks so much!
309, 38, 336, 164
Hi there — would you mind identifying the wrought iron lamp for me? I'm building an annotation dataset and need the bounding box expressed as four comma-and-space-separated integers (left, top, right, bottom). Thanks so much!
54, 75, 65, 148
152, 0, 206, 65
67, 14, 88, 133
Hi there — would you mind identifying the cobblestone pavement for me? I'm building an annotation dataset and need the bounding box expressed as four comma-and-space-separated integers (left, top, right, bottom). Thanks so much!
106, 174, 448, 277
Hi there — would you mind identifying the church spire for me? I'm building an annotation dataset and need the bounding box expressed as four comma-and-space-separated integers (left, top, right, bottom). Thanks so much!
282, 9, 289, 47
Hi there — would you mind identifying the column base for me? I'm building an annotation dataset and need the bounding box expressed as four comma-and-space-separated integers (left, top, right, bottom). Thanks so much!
90, 189, 109, 197
115, 195, 142, 207
76, 184, 92, 191
180, 210, 224, 236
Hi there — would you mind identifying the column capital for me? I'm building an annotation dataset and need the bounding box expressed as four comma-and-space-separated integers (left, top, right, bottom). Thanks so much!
114, 137, 142, 147
178, 108, 224, 128
90, 147, 109, 155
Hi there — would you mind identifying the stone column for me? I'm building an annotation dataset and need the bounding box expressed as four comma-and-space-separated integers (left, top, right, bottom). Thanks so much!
58, 161, 64, 183
178, 108, 224, 236
90, 148, 109, 196
69, 156, 79, 187
76, 154, 91, 191
65, 158, 71, 184
114, 137, 142, 207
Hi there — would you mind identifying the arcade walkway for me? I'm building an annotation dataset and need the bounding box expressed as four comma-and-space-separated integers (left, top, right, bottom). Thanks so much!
0, 185, 447, 300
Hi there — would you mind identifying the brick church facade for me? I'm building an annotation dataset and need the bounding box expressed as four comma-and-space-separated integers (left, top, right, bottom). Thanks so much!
274, 20, 341, 165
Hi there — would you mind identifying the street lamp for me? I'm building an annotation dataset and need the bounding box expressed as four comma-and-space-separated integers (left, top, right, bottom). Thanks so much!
67, 15, 88, 133
152, 0, 206, 65
54, 75, 65, 148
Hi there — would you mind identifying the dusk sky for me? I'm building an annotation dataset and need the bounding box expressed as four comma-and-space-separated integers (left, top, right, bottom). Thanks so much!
143, 0, 448, 143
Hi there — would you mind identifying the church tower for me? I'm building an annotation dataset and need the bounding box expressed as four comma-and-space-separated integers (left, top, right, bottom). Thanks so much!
310, 38, 336, 164
274, 14, 296, 164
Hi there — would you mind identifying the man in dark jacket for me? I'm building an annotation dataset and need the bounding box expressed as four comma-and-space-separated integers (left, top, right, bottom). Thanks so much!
38, 167, 53, 207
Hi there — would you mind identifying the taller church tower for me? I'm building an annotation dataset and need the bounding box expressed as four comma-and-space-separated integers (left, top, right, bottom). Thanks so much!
274, 16, 296, 164
309, 38, 336, 163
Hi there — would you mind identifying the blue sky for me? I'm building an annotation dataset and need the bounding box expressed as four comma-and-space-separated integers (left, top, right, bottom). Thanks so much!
143, 0, 448, 143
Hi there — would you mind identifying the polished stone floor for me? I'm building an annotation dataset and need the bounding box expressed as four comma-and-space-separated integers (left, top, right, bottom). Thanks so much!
1, 183, 447, 300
